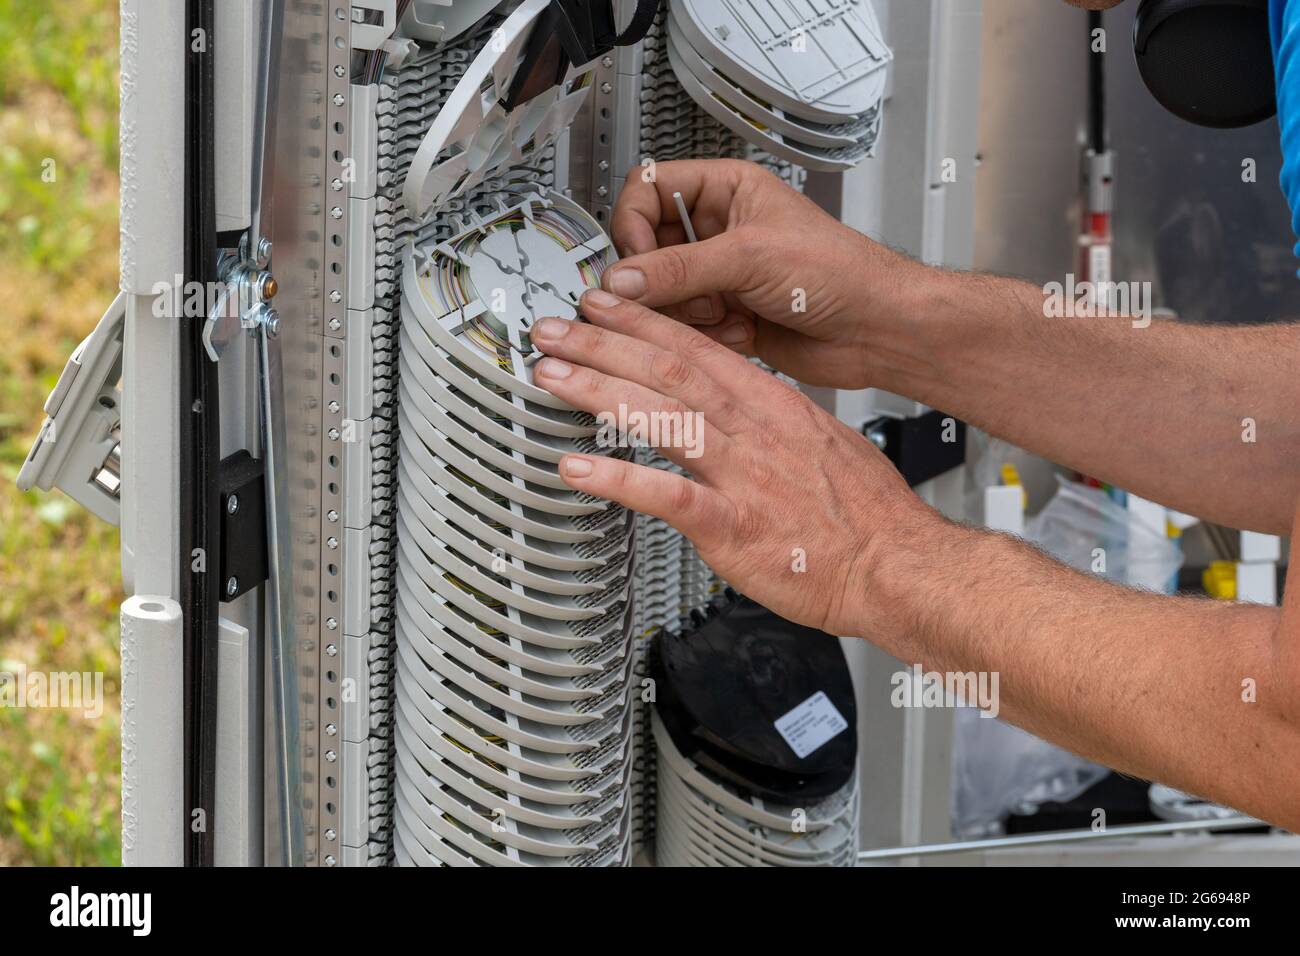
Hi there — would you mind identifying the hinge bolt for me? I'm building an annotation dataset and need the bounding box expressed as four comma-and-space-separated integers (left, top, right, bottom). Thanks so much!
227, 495, 239, 515
226, 576, 239, 596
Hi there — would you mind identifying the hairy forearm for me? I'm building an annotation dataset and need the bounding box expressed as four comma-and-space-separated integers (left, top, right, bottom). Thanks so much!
858, 514, 1300, 830
864, 267, 1300, 533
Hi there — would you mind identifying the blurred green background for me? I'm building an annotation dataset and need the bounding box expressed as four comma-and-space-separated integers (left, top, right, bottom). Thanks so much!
0, 0, 123, 865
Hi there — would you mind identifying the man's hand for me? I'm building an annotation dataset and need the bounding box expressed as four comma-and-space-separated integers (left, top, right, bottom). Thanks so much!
607, 158, 1300, 535
530, 288, 930, 636
605, 159, 927, 390
532, 288, 1300, 832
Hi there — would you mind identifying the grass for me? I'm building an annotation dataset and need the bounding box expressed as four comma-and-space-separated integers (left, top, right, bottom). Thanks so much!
0, 0, 123, 865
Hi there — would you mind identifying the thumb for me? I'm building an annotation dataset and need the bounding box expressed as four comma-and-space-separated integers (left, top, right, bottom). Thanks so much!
603, 234, 756, 312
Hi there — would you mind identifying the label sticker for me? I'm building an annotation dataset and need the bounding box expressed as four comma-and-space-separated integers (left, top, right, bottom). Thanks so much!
774, 690, 848, 759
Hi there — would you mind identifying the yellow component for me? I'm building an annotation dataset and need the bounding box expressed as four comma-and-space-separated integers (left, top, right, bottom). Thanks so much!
999, 463, 1029, 510
1166, 520, 1182, 540
1202, 561, 1237, 601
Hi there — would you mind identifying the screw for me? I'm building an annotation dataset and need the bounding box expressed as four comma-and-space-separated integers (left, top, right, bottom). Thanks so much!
325, 616, 338, 630
332, 92, 345, 106
327, 400, 341, 413
325, 643, 338, 657
866, 427, 888, 451
227, 495, 239, 515
325, 827, 337, 841
331, 178, 343, 191
226, 576, 239, 596
597, 185, 609, 198
325, 749, 337, 763
325, 723, 338, 736
327, 509, 339, 522
330, 206, 343, 220
328, 427, 340, 441
329, 290, 342, 303
600, 81, 612, 94
326, 536, 339, 550
334, 65, 345, 77
602, 56, 613, 68
328, 318, 342, 332
256, 236, 272, 263
324, 855, 337, 867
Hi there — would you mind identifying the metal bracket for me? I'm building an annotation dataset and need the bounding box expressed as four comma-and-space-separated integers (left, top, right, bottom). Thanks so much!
218, 450, 268, 602
864, 410, 967, 488
16, 292, 126, 525
203, 253, 280, 362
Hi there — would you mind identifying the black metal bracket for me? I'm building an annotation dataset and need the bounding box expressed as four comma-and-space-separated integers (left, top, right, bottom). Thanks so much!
864, 410, 967, 488
218, 451, 268, 602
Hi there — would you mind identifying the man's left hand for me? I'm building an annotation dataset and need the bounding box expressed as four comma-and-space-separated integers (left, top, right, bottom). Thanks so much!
531, 288, 935, 637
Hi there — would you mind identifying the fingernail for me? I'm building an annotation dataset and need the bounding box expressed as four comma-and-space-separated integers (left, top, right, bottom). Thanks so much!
563, 456, 594, 478
532, 317, 570, 340
719, 322, 750, 345
686, 297, 714, 321
606, 267, 646, 299
535, 357, 573, 380
582, 288, 621, 309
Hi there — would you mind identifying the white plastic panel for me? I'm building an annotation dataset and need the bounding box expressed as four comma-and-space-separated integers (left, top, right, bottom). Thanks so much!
401, 0, 597, 215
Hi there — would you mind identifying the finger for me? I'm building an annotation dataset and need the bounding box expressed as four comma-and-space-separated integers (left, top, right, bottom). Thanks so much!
577, 289, 785, 404
533, 357, 726, 474
530, 313, 748, 434
603, 233, 758, 318
696, 316, 757, 355
557, 453, 732, 547
611, 158, 746, 256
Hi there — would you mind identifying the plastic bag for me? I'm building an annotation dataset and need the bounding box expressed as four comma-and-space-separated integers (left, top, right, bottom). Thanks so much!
952, 478, 1183, 835
952, 708, 1110, 837
1027, 476, 1184, 588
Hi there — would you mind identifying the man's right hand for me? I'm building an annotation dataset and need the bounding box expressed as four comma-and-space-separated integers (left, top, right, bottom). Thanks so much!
602, 159, 929, 390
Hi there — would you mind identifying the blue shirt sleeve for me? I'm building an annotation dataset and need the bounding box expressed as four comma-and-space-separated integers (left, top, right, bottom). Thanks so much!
1271, 0, 1300, 270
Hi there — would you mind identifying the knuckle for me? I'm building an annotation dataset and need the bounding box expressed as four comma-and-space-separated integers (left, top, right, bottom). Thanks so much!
656, 245, 691, 287
712, 395, 743, 428
667, 477, 698, 516
649, 349, 693, 391
576, 321, 611, 357
731, 501, 765, 543
677, 329, 720, 366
